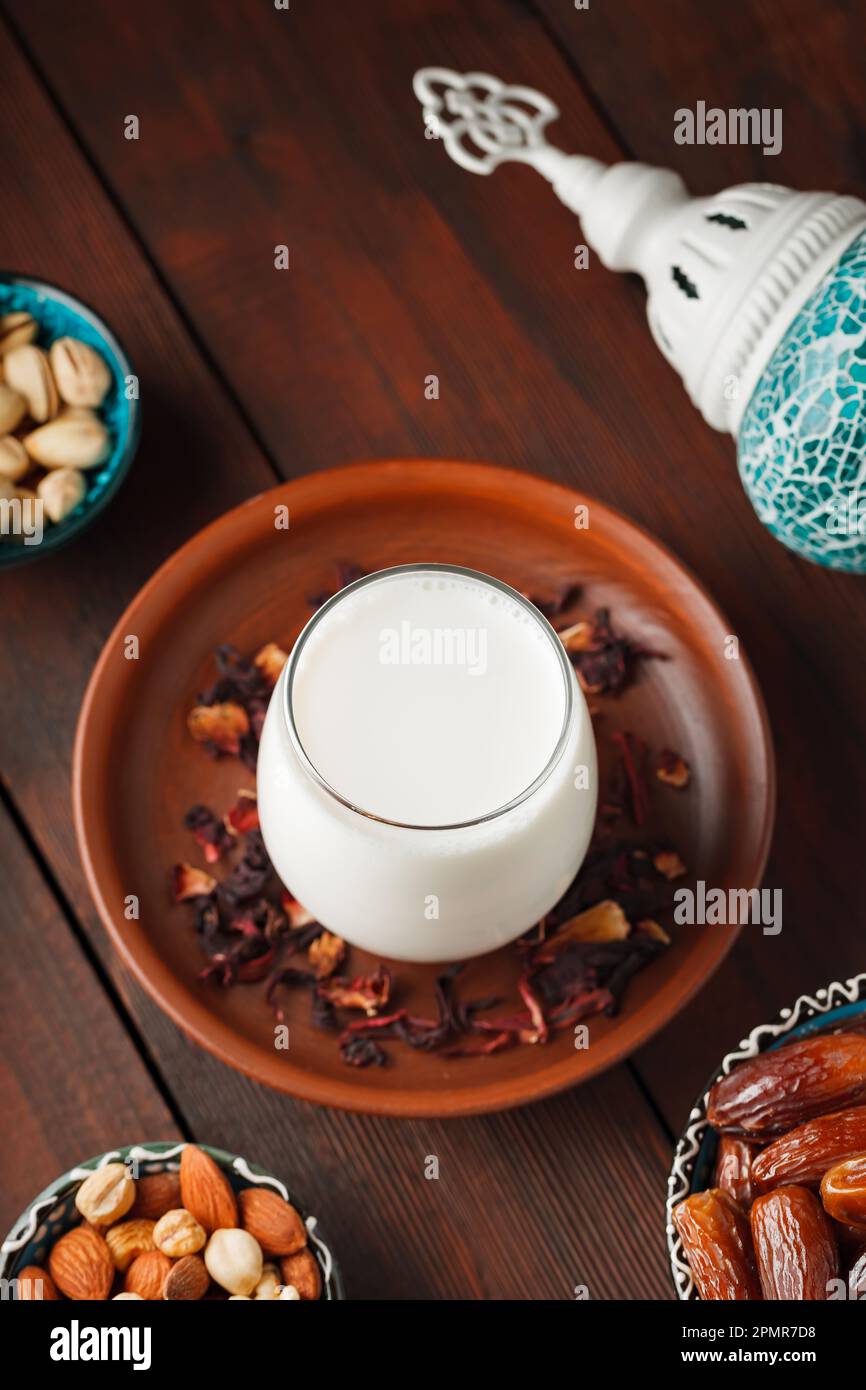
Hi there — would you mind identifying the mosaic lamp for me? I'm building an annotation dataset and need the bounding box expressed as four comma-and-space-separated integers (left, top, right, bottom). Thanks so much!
414, 68, 866, 572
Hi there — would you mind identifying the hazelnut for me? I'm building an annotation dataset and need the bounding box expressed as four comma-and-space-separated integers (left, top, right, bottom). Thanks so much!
74, 1162, 136, 1227
104, 1219, 156, 1271
252, 1263, 281, 1300
113, 1292, 144, 1301
153, 1207, 206, 1258
204, 1228, 263, 1297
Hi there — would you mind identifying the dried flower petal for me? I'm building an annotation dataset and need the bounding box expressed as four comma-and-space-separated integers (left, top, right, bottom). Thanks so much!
557, 621, 595, 653
548, 899, 631, 946
172, 862, 217, 902
218, 830, 273, 904
318, 965, 391, 1016
308, 931, 345, 979
184, 804, 236, 863
656, 748, 691, 788
253, 642, 289, 688
654, 850, 687, 881
225, 789, 260, 834
280, 890, 316, 928
636, 918, 672, 944
611, 730, 649, 826
187, 702, 249, 755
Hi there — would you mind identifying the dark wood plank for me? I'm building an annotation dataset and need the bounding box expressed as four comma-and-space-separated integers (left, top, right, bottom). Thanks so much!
12, 0, 866, 1142
0, 801, 180, 1233
0, 9, 675, 1297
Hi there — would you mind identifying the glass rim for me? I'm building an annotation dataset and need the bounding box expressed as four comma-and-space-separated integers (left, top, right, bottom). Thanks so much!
281, 562, 577, 830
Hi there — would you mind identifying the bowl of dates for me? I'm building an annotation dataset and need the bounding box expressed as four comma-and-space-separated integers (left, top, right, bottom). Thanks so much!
668, 973, 866, 1300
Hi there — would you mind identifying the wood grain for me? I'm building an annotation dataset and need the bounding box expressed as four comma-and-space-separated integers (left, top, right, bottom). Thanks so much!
0, 5, 678, 1297
9, 0, 866, 1140
0, 800, 179, 1234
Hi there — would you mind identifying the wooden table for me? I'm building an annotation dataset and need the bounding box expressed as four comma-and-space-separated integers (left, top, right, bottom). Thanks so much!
2, 0, 864, 1300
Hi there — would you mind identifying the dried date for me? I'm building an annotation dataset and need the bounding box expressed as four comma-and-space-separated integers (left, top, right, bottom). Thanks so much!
752, 1104, 866, 1192
713, 1134, 761, 1209
750, 1185, 839, 1300
707, 1033, 866, 1136
672, 1188, 761, 1301
820, 1153, 866, 1228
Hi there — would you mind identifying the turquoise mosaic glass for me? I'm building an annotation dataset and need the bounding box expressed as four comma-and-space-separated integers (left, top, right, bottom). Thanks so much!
738, 228, 866, 571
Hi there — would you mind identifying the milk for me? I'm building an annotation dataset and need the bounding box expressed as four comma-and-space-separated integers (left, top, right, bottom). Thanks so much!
258, 565, 597, 962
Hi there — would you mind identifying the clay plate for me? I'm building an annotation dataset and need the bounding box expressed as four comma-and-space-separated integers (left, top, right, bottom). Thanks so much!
73, 460, 775, 1117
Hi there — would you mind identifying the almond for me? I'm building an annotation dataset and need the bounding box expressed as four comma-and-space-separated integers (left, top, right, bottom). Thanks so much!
163, 1254, 210, 1301
49, 1226, 114, 1300
180, 1144, 238, 1232
74, 1162, 136, 1227
16, 1264, 59, 1300
238, 1187, 306, 1256
130, 1171, 181, 1222
279, 1248, 321, 1300
125, 1249, 172, 1301
105, 1219, 156, 1271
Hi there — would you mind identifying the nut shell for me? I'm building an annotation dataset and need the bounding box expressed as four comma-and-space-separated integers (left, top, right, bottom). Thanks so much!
0, 436, 29, 482
0, 312, 37, 356
37, 467, 86, 523
125, 1249, 172, 1300
4, 345, 59, 422
180, 1144, 238, 1232
24, 409, 110, 470
238, 1187, 306, 1256
50, 336, 111, 408
49, 1226, 114, 1301
74, 1162, 136, 1227
0, 382, 26, 434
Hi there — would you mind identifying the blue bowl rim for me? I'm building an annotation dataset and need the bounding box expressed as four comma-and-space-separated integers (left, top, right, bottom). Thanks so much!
0, 270, 141, 567
0, 1139, 345, 1301
667, 972, 866, 1300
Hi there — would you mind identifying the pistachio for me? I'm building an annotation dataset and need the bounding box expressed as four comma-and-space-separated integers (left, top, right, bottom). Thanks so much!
24, 409, 110, 470
37, 468, 86, 523
0, 311, 37, 356
0, 383, 26, 434
0, 475, 18, 503
50, 336, 111, 408
0, 436, 29, 482
204, 1228, 263, 1296
4, 345, 59, 422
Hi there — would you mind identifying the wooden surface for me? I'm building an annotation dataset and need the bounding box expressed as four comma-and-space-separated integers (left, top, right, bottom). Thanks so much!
1, 0, 863, 1299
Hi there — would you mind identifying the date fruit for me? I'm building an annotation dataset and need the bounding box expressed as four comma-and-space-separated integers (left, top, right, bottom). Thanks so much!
672, 1188, 761, 1300
713, 1134, 761, 1208
750, 1185, 839, 1300
752, 1105, 866, 1192
820, 1153, 866, 1227
707, 1033, 866, 1136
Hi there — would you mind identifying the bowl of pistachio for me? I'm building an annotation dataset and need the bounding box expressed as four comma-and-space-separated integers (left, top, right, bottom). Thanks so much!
0, 273, 140, 567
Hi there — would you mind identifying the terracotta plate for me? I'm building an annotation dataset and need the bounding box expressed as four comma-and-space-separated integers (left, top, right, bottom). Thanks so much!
73, 461, 775, 1117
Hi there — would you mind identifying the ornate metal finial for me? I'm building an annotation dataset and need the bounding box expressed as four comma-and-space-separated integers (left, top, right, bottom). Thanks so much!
412, 67, 560, 175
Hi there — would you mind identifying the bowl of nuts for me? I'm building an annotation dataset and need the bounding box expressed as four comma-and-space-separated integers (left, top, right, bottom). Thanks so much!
0, 1140, 343, 1301
668, 973, 866, 1300
0, 273, 140, 566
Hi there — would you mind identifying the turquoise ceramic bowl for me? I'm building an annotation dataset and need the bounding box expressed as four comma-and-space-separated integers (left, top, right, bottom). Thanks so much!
0, 1141, 344, 1300
0, 274, 140, 568
667, 973, 866, 1299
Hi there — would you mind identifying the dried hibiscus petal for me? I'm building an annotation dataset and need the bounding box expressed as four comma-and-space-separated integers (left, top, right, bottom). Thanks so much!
319, 965, 391, 1016
184, 804, 235, 863
172, 862, 217, 902
341, 1036, 386, 1067
280, 889, 316, 928
187, 701, 249, 755
546, 899, 630, 946
611, 730, 648, 826
218, 830, 272, 905
308, 930, 345, 979
656, 748, 691, 788
253, 642, 289, 688
653, 850, 687, 881
225, 789, 260, 834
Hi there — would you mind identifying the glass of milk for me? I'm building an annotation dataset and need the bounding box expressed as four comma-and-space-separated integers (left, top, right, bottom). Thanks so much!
258, 565, 597, 962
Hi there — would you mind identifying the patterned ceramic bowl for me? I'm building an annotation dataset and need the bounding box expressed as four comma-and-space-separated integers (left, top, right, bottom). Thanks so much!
0, 273, 140, 568
0, 1140, 344, 1300
667, 973, 866, 1299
